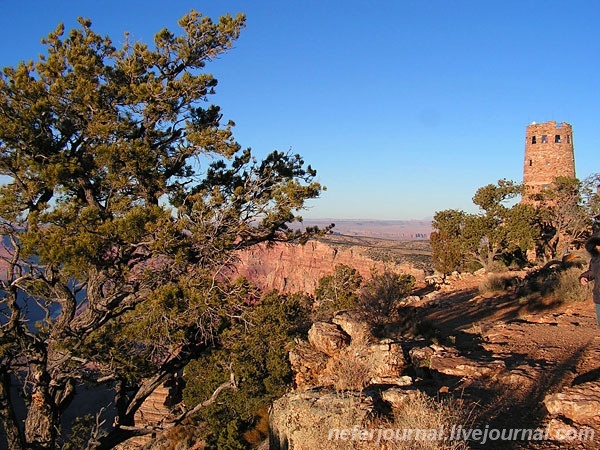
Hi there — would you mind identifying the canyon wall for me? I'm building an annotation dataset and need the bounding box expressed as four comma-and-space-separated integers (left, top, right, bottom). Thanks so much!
231, 240, 426, 294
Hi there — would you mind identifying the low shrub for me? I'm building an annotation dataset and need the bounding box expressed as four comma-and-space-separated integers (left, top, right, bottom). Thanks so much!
478, 273, 516, 295
313, 264, 363, 321
486, 260, 508, 274
517, 265, 592, 305
358, 271, 415, 333
551, 266, 593, 304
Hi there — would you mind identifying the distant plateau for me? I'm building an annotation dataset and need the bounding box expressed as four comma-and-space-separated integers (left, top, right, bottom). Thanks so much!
298, 218, 432, 240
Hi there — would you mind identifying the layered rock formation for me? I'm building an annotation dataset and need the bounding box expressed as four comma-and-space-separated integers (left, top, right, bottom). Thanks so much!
271, 313, 411, 450
289, 312, 409, 391
117, 376, 184, 449
232, 240, 425, 294
269, 390, 374, 450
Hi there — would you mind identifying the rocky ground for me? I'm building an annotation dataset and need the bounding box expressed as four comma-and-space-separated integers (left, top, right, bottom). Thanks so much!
410, 273, 600, 449
271, 271, 600, 450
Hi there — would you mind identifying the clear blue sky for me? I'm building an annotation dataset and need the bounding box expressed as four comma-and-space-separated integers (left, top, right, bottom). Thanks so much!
1, 1, 599, 220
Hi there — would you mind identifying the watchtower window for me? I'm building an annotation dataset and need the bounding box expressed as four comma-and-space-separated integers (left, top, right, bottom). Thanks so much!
541, 135, 548, 143
529, 159, 533, 166
567, 134, 571, 143
531, 136, 536, 144
555, 135, 561, 143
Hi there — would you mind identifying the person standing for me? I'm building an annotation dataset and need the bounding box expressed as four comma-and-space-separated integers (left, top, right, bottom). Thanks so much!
580, 236, 600, 327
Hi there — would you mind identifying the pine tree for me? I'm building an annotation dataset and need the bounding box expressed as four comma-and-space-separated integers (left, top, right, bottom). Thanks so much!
0, 11, 325, 449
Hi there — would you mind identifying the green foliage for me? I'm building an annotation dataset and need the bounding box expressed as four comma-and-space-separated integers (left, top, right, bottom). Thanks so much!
216, 419, 247, 450
61, 414, 97, 450
0, 10, 325, 449
358, 270, 415, 332
467, 180, 534, 269
182, 290, 311, 447
430, 209, 469, 274
532, 176, 598, 258
472, 178, 521, 212
429, 178, 595, 274
314, 264, 363, 320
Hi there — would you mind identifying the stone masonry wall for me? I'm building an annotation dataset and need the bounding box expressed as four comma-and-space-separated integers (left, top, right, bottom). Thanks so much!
523, 121, 575, 199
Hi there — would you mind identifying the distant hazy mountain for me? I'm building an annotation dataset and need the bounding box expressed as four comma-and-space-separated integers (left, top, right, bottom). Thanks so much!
297, 219, 432, 240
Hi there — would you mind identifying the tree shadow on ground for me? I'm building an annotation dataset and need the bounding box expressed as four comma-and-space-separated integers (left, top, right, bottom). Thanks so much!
391, 284, 599, 449
464, 343, 592, 449
402, 285, 571, 341
572, 367, 600, 386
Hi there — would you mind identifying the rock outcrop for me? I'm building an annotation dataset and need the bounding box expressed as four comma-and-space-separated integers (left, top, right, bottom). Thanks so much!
232, 240, 424, 294
270, 285, 600, 450
307, 322, 350, 356
269, 389, 375, 450
429, 352, 506, 379
289, 316, 408, 391
272, 314, 417, 449
544, 380, 600, 426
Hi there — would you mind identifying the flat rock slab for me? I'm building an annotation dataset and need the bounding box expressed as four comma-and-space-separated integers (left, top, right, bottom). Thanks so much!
429, 354, 506, 378
544, 380, 600, 425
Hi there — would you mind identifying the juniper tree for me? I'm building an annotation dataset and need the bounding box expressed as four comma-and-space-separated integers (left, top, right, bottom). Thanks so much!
0, 11, 325, 449
431, 180, 539, 273
314, 264, 363, 320
533, 175, 600, 258
431, 176, 600, 273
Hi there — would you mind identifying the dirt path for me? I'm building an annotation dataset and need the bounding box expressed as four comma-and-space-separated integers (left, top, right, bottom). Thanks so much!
408, 275, 600, 449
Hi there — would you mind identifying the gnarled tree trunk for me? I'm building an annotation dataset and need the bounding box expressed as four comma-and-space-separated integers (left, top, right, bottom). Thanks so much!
0, 369, 24, 450
24, 362, 58, 450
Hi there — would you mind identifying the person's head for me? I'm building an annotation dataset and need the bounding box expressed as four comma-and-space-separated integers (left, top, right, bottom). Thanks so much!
585, 236, 600, 256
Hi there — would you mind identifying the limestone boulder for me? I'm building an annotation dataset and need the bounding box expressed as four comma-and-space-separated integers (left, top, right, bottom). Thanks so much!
545, 418, 596, 442
429, 354, 505, 379
366, 338, 407, 381
380, 387, 419, 410
409, 346, 435, 377
496, 364, 541, 391
370, 375, 413, 386
289, 341, 329, 390
269, 389, 374, 450
332, 310, 373, 343
290, 320, 409, 391
307, 322, 350, 357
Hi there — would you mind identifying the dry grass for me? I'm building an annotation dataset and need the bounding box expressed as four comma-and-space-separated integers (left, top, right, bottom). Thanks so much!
478, 273, 516, 295
551, 266, 593, 304
331, 346, 373, 392
369, 391, 470, 450
517, 266, 593, 307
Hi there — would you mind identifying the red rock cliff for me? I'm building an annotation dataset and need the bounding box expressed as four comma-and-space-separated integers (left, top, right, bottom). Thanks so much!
231, 240, 425, 294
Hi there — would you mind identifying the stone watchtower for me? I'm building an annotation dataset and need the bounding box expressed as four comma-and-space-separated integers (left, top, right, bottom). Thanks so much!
522, 121, 575, 200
